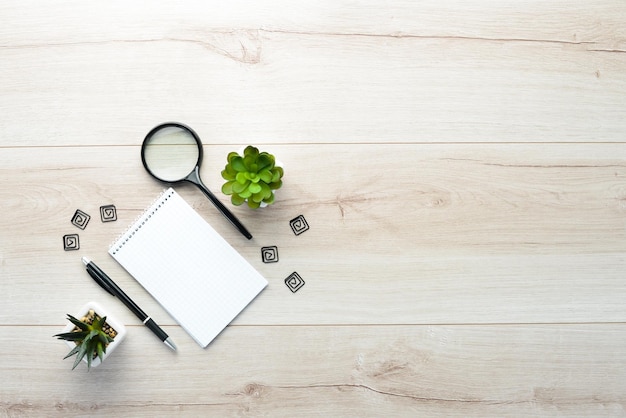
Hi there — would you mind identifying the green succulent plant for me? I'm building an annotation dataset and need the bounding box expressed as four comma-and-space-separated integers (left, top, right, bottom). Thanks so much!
54, 311, 115, 370
221, 146, 284, 209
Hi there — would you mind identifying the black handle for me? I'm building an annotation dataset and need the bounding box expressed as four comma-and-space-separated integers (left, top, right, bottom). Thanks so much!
185, 167, 253, 240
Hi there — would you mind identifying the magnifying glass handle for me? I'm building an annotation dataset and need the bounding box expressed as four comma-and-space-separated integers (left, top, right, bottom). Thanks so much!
186, 167, 253, 240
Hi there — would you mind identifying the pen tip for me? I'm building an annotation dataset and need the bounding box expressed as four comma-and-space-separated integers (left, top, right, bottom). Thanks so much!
164, 337, 177, 351
81, 256, 90, 266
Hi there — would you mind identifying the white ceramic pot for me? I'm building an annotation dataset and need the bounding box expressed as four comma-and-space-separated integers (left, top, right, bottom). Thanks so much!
59, 301, 127, 369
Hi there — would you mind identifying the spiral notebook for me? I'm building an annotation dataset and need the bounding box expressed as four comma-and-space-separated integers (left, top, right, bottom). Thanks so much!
108, 187, 267, 348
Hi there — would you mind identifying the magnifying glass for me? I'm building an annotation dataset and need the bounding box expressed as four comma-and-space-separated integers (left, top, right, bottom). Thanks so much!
141, 122, 253, 240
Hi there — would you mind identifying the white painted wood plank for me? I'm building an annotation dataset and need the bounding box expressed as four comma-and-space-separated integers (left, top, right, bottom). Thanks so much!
2, 1, 625, 48
3, 324, 625, 417
2, 144, 625, 326
1, 2, 625, 146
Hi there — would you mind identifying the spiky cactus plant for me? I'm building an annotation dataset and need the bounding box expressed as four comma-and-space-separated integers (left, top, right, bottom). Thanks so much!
221, 146, 284, 209
54, 310, 116, 370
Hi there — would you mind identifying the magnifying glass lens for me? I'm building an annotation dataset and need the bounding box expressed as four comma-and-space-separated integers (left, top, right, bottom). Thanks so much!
142, 126, 200, 182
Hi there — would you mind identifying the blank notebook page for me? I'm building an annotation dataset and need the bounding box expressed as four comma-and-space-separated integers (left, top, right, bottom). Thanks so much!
109, 187, 267, 347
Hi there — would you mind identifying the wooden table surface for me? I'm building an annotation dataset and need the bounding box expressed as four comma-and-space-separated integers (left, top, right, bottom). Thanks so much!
2, 2, 626, 417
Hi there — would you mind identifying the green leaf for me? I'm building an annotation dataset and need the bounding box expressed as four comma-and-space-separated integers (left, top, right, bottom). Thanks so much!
239, 188, 252, 198
257, 154, 273, 171
63, 344, 81, 360
243, 155, 256, 171
264, 192, 275, 205
221, 181, 234, 195
235, 172, 248, 184
72, 342, 89, 370
269, 179, 283, 190
251, 192, 265, 203
54, 331, 87, 341
259, 182, 271, 198
227, 151, 240, 163
231, 194, 245, 206
92, 316, 105, 330
259, 169, 273, 183
86, 347, 93, 370
244, 146, 259, 158
221, 167, 236, 181
97, 332, 110, 346
232, 180, 249, 194
275, 166, 285, 180
72, 355, 84, 370
248, 183, 262, 194
66, 314, 89, 331
230, 156, 246, 172
97, 342, 105, 362
247, 199, 261, 209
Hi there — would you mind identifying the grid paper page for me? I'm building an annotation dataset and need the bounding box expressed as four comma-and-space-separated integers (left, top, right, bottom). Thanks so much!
109, 188, 267, 347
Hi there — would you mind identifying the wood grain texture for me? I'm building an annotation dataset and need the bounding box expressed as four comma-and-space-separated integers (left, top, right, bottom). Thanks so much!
2, 325, 626, 417
1, 1, 626, 417
1, 1, 625, 146
2, 144, 626, 327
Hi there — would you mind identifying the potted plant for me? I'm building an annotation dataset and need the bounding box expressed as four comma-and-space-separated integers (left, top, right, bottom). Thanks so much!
221, 146, 284, 209
54, 301, 127, 370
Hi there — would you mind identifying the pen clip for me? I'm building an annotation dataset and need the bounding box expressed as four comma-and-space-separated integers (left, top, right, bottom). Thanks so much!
87, 268, 116, 296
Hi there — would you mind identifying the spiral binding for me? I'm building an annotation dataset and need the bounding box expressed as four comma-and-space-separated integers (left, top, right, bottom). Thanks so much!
109, 188, 175, 255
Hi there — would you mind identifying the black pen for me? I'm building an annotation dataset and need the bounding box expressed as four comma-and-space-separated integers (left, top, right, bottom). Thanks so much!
81, 257, 177, 351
